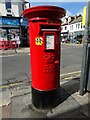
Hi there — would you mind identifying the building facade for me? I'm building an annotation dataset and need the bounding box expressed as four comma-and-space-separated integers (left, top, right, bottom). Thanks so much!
0, 0, 30, 47
61, 15, 84, 43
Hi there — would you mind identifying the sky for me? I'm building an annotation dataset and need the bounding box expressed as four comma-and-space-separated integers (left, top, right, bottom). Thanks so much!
27, 1, 87, 16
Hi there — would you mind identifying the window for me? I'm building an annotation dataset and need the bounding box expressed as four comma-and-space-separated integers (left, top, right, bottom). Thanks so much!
7, 14, 12, 17
6, 1, 12, 16
81, 23, 82, 29
6, 2, 11, 9
76, 24, 77, 29
65, 26, 67, 30
7, 9, 11, 12
78, 23, 80, 29
72, 25, 73, 30
22, 2, 30, 11
70, 25, 73, 30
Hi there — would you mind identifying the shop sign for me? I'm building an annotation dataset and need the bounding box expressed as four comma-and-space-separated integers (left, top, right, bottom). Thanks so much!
0, 18, 20, 26
21, 18, 28, 26
0, 18, 2, 24
82, 6, 86, 26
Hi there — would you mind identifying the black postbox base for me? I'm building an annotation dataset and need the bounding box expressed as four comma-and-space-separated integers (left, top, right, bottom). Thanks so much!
32, 86, 60, 109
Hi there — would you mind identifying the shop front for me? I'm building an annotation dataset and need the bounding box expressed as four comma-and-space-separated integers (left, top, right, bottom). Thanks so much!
0, 16, 28, 49
61, 31, 69, 43
0, 17, 20, 49
20, 17, 29, 47
69, 31, 84, 44
76, 32, 84, 44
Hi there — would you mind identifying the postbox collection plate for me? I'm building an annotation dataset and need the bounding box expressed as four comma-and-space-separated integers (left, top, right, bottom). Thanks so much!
45, 34, 54, 50
44, 32, 55, 50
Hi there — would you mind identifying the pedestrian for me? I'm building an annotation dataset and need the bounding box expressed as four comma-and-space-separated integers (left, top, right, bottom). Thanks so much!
16, 36, 20, 49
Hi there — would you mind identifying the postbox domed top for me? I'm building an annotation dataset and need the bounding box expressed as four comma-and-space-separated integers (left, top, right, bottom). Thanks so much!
23, 5, 66, 20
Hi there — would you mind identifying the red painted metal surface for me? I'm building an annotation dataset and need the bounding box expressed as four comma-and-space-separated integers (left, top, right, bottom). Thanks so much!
10, 41, 17, 49
23, 6, 66, 91
23, 5, 66, 19
0, 40, 17, 49
0, 40, 9, 50
0, 40, 4, 49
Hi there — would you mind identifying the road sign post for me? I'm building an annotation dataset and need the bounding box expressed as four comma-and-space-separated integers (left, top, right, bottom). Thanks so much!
79, 1, 90, 95
87, 46, 90, 91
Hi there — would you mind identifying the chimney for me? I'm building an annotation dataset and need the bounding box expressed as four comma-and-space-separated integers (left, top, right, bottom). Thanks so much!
74, 15, 77, 19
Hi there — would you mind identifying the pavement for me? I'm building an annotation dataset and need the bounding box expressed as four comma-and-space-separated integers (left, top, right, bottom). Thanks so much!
0, 76, 90, 119
0, 43, 83, 56
0, 47, 30, 56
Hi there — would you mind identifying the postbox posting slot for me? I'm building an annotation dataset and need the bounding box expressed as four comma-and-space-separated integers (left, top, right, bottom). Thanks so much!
44, 32, 56, 50
40, 24, 60, 32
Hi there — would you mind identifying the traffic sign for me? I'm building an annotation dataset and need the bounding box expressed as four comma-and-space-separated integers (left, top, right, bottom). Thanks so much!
82, 6, 86, 26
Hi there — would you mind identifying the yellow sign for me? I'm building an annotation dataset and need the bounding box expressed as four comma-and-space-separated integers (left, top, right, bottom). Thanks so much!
35, 37, 43, 45
82, 6, 86, 27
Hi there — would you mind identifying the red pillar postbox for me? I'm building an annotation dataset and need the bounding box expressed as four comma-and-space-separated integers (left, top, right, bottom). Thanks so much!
23, 6, 66, 109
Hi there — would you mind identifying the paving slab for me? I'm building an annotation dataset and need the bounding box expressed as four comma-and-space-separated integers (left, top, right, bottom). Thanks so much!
0, 78, 89, 119
8, 87, 88, 118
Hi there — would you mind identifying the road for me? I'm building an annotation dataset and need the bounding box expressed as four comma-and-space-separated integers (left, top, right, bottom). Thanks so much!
61, 44, 83, 74
1, 44, 83, 85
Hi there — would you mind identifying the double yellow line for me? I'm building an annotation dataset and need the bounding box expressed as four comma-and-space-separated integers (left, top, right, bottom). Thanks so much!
0, 82, 22, 89
61, 71, 81, 80
61, 71, 81, 77
0, 71, 81, 89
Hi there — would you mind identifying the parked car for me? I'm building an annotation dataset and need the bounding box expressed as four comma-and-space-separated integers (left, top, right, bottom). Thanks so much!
62, 38, 66, 43
65, 38, 70, 43
76, 38, 82, 44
